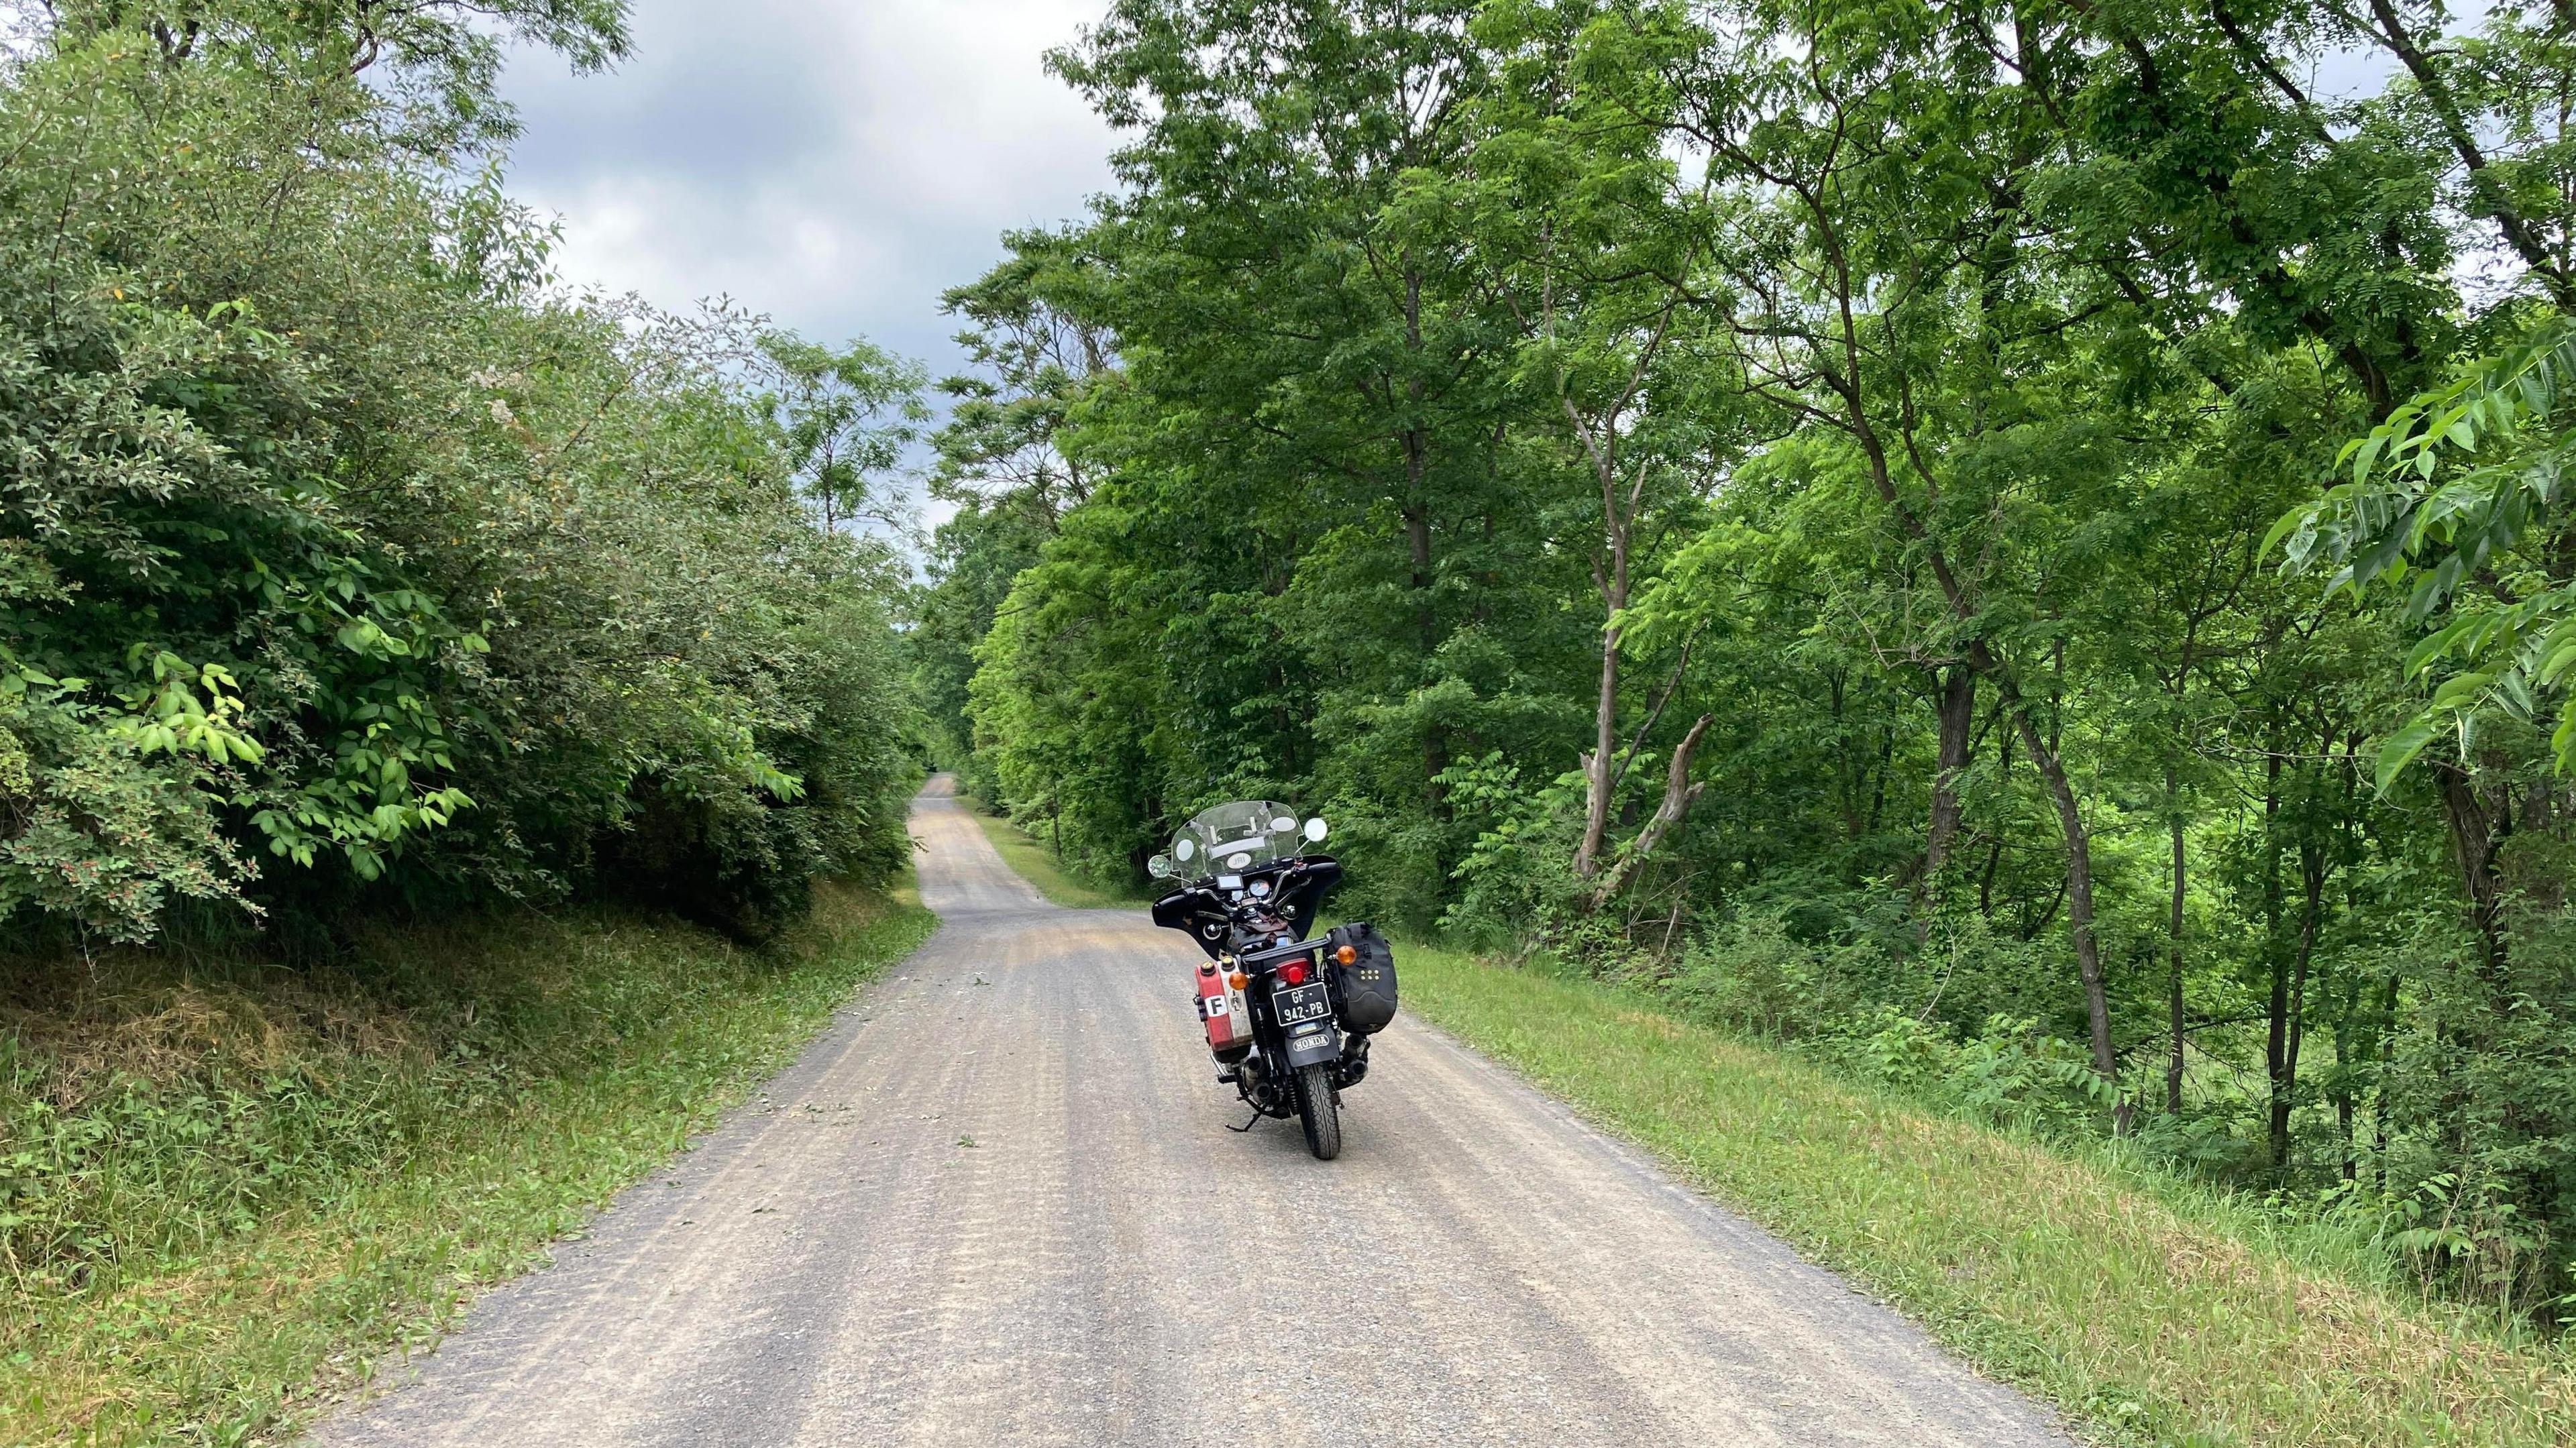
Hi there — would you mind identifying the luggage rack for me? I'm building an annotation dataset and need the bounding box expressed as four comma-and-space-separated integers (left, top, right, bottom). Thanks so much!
1234, 936, 1326, 969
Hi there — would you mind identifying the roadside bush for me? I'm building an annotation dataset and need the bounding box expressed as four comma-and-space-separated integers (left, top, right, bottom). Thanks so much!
1824, 1007, 2119, 1131
1667, 909, 1876, 1036
0, 4, 918, 945
1655, 909, 2123, 1134
0, 881, 911, 1298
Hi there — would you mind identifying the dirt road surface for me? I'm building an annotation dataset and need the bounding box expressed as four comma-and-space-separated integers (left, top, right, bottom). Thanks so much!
315, 779, 2068, 1447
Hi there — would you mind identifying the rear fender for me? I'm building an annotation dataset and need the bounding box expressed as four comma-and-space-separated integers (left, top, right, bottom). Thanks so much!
1281, 1021, 1341, 1069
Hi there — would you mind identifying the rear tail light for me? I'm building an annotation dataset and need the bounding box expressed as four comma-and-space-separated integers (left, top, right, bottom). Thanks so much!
1281, 960, 1309, 986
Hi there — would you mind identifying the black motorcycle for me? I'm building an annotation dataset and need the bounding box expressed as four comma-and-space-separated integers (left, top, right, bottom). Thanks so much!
1148, 801, 1398, 1160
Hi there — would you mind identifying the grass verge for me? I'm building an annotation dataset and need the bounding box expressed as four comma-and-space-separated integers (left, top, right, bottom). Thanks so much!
1395, 940, 2575, 1448
0, 879, 934, 1447
963, 806, 1148, 910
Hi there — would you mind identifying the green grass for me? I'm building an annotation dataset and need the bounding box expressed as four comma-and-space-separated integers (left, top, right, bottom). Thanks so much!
0, 879, 934, 1447
1397, 940, 2576, 1447
964, 805, 1150, 909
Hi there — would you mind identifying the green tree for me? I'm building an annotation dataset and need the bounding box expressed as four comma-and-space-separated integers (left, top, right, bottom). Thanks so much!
761, 334, 928, 539
0, 0, 920, 944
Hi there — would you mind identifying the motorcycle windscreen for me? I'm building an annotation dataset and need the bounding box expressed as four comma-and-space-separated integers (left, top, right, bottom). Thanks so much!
1169, 799, 1303, 880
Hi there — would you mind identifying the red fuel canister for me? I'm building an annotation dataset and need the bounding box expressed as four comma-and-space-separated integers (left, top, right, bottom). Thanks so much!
1195, 956, 1251, 1055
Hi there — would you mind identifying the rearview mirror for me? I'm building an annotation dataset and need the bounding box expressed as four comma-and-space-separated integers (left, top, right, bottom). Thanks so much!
1303, 817, 1328, 844
1148, 853, 1175, 879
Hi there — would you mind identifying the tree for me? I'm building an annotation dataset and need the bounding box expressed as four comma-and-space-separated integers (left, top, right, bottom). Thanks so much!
911, 236, 1111, 781
0, 1, 920, 943
1440, 0, 1734, 903
760, 335, 928, 539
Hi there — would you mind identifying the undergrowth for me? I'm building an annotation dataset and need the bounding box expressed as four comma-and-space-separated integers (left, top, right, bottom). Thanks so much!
0, 879, 933, 1446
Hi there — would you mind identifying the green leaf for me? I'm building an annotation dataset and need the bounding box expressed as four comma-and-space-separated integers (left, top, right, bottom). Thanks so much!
2376, 719, 2441, 795
2259, 504, 2309, 559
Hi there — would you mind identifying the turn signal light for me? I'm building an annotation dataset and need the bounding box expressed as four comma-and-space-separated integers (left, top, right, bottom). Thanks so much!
1281, 960, 1309, 986
1228, 972, 1248, 990
1335, 944, 1358, 965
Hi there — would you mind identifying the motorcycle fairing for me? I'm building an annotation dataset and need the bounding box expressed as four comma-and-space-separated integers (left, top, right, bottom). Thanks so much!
1151, 856, 1342, 959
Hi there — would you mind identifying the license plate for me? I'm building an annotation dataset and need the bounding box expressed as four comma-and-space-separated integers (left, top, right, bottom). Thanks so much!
1275, 982, 1332, 1025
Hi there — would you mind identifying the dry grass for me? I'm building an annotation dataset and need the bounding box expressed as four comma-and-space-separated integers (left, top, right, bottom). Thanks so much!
1400, 942, 2576, 1447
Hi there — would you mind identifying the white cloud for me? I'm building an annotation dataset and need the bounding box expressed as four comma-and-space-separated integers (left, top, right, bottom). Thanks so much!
498, 0, 1121, 376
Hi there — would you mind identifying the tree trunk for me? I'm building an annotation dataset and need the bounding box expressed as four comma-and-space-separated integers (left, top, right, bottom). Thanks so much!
1924, 664, 1976, 883
2009, 701, 2123, 1123
1589, 714, 1714, 909
2165, 768, 2187, 1115
2337, 1091, 2357, 1182
2332, 978, 2360, 1184
1401, 495, 1444, 821
1401, 265, 1438, 658
1576, 620, 1621, 879
2269, 838, 2324, 1169
1978, 725, 2013, 920
2261, 753, 2288, 1168
1570, 408, 1635, 883
1401, 495, 1436, 641
2431, 759, 2509, 975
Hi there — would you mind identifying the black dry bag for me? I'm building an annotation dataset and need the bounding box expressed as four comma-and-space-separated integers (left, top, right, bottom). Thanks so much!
1326, 922, 1399, 1034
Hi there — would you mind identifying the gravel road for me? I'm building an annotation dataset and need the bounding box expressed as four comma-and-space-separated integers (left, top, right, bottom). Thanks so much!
315, 779, 2068, 1447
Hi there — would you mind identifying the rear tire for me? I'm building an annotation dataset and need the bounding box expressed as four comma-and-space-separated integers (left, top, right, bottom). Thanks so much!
1293, 1062, 1342, 1160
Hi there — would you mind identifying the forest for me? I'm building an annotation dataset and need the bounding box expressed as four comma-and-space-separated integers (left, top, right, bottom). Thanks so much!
912, 0, 2576, 1321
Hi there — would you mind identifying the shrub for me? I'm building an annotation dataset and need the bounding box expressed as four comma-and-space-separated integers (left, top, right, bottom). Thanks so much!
0, 7, 920, 944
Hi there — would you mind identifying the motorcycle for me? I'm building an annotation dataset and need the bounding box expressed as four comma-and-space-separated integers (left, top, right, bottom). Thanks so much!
1147, 801, 1398, 1160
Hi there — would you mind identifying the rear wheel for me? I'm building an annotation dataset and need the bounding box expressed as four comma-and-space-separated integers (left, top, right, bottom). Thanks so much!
1293, 1062, 1341, 1160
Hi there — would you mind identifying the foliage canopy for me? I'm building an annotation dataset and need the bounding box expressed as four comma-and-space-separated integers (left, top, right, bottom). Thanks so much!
916, 0, 2576, 1320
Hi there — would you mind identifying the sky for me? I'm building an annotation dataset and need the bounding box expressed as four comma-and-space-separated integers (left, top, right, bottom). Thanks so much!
495, 0, 1122, 389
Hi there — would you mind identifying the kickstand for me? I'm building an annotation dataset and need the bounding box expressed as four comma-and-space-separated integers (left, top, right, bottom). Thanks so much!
1225, 1107, 1263, 1133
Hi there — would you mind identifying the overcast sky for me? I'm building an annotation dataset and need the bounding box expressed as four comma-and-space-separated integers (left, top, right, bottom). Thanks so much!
496, 0, 1120, 385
